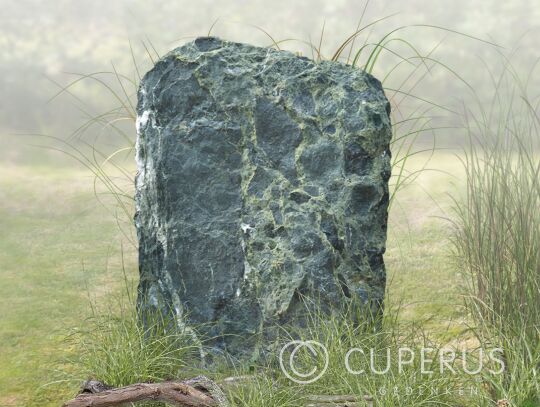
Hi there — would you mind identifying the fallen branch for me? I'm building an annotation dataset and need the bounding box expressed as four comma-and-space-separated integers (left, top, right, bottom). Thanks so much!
63, 376, 228, 407
64, 376, 374, 407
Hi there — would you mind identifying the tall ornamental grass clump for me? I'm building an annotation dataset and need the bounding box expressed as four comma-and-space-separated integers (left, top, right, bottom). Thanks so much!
451, 61, 540, 405
68, 275, 201, 391
73, 308, 200, 389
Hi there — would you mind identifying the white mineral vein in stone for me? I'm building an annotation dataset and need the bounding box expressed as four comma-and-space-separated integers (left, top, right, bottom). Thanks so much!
243, 260, 252, 281
241, 223, 254, 233
136, 110, 150, 133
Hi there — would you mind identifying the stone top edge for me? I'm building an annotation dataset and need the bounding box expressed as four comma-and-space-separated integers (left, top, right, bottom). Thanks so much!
161, 36, 378, 78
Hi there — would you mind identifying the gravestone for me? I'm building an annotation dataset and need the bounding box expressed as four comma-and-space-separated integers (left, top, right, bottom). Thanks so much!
135, 37, 392, 356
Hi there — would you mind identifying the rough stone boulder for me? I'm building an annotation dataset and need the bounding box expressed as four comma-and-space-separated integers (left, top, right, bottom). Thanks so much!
135, 37, 392, 356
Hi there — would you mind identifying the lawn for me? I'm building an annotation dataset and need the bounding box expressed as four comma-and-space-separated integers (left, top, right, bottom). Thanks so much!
0, 151, 467, 406
0, 164, 137, 406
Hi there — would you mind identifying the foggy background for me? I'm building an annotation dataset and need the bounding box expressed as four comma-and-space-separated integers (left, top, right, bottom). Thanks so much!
1, 0, 539, 165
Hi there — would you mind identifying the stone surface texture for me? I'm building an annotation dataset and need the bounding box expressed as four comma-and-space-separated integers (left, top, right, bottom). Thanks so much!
135, 37, 392, 356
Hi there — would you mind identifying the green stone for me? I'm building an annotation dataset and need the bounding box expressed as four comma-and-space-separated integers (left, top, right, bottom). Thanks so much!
135, 37, 392, 357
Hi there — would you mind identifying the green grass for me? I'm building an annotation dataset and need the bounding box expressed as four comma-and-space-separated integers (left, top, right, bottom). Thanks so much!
386, 153, 467, 335
0, 164, 137, 406
268, 301, 468, 406
71, 302, 200, 388
450, 65, 540, 406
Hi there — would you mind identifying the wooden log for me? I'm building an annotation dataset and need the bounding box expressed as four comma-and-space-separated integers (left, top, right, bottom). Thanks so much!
64, 376, 374, 407
62, 376, 228, 407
